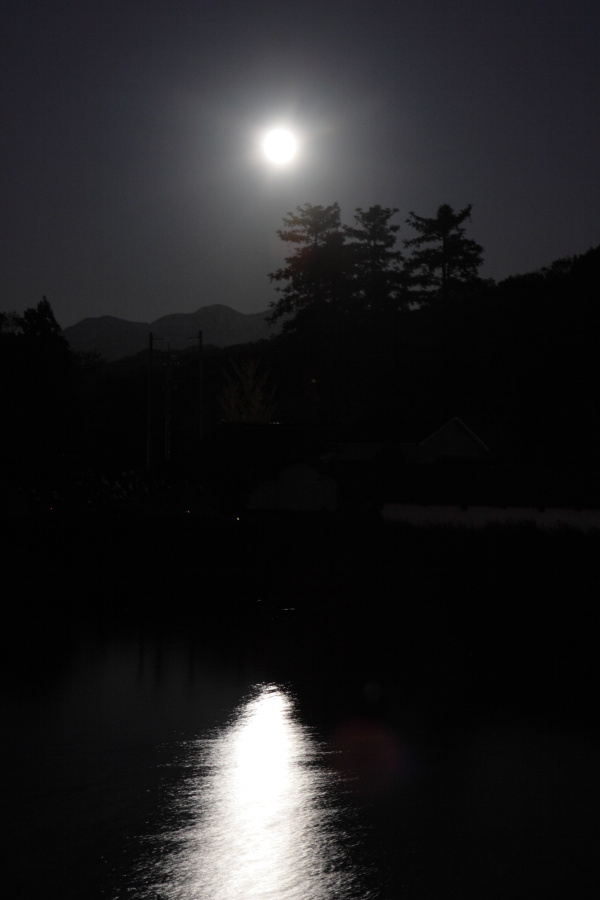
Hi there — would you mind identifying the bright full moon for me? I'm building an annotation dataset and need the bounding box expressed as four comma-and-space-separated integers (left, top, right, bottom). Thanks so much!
263, 129, 297, 164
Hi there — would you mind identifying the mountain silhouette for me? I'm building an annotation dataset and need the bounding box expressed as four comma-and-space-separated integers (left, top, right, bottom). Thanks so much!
63, 305, 275, 360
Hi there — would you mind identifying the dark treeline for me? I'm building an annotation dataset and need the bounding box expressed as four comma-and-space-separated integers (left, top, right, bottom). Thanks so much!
2, 204, 600, 508
1, 299, 77, 474
261, 204, 600, 469
267, 202, 484, 328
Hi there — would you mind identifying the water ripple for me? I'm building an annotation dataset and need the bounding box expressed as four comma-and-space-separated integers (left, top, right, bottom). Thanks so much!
133, 685, 372, 900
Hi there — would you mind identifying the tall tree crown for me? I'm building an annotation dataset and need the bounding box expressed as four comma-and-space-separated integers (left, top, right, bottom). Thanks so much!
344, 205, 404, 313
404, 204, 484, 302
267, 203, 346, 326
268, 203, 406, 332
276, 203, 342, 247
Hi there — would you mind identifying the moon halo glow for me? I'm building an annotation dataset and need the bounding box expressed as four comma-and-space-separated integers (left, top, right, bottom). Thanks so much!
262, 128, 297, 164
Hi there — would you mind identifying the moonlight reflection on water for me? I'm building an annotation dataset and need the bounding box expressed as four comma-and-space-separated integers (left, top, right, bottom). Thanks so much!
136, 685, 370, 900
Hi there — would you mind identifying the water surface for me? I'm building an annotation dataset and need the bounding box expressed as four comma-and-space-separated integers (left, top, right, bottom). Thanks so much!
134, 684, 370, 900
2, 633, 374, 900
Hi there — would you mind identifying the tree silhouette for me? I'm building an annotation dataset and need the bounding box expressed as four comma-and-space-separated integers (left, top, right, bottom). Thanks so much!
267, 203, 348, 330
1, 297, 76, 466
404, 204, 484, 304
17, 296, 63, 338
268, 202, 409, 339
344, 205, 405, 318
220, 357, 276, 423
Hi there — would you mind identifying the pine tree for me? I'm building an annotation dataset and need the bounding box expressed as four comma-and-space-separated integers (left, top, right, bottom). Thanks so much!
404, 204, 484, 303
267, 203, 348, 329
344, 205, 405, 317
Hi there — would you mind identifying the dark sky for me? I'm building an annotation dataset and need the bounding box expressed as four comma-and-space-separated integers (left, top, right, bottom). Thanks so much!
2, 0, 599, 327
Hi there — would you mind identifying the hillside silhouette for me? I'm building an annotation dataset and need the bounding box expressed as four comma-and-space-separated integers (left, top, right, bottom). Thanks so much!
63, 304, 276, 361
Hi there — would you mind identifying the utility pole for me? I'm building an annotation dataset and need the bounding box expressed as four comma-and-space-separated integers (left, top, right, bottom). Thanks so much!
146, 332, 154, 472
164, 344, 172, 461
197, 330, 203, 442
146, 332, 166, 471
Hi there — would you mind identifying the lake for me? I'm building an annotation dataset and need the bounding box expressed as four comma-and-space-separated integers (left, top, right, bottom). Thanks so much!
3, 519, 599, 898
3, 626, 388, 900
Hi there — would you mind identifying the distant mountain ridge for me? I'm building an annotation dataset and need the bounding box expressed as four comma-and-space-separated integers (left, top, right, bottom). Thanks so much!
63, 305, 275, 361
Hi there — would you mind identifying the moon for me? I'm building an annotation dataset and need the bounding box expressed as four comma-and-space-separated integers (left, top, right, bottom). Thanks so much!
263, 128, 297, 164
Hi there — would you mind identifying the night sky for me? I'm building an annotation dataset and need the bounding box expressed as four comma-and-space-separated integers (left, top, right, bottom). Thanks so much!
2, 0, 599, 328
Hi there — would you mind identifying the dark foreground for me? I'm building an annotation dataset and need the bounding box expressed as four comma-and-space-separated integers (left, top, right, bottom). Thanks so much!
3, 514, 599, 898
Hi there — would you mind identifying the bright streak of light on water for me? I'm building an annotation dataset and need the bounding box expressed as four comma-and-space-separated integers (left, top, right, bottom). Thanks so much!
134, 685, 372, 900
